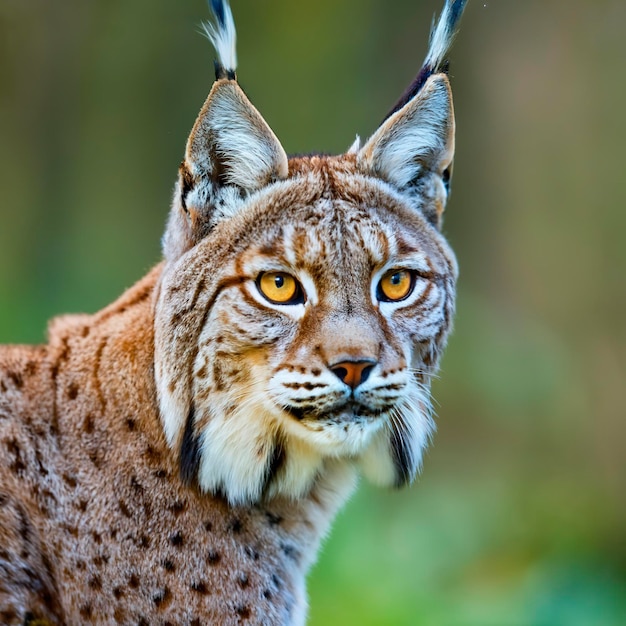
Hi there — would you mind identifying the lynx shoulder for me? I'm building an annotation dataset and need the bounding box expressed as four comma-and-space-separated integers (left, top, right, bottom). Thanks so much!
0, 1, 468, 623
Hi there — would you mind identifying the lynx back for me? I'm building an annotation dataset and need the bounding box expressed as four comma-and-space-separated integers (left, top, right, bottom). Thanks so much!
0, 1, 468, 624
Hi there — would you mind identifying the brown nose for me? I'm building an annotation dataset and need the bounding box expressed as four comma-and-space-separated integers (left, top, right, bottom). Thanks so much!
329, 359, 377, 390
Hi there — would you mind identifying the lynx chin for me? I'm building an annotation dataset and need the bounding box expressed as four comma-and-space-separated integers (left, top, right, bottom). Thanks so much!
0, 0, 468, 623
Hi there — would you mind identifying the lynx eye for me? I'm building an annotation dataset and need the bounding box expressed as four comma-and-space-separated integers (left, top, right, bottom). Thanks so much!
377, 269, 415, 303
257, 272, 303, 305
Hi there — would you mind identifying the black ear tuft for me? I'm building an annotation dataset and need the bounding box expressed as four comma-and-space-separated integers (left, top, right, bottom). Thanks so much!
214, 60, 236, 81
384, 0, 468, 121
203, 0, 237, 78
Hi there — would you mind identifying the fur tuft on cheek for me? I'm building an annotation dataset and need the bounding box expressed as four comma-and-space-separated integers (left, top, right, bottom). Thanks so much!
196, 401, 282, 505
192, 362, 330, 505
358, 382, 435, 487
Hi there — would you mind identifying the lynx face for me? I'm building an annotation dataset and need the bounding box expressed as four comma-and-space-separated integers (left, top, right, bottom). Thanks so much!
154, 2, 461, 506
156, 154, 456, 504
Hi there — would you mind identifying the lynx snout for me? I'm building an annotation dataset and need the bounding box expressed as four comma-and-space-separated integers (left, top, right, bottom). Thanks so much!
328, 358, 377, 390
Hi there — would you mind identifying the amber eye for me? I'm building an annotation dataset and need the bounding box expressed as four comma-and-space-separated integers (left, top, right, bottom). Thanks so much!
377, 269, 415, 302
257, 272, 303, 305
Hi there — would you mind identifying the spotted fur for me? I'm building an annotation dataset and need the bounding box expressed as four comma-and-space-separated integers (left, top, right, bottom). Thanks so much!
0, 1, 467, 623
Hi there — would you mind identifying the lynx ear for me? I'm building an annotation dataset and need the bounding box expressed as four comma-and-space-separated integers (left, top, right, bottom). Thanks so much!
163, 0, 288, 261
163, 80, 288, 261
357, 74, 455, 226
357, 0, 467, 227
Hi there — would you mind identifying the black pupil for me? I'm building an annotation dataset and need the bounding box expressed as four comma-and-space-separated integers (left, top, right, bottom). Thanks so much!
391, 272, 403, 285
274, 275, 285, 289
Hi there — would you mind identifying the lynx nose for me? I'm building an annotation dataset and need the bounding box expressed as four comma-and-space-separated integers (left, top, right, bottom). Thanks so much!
329, 359, 377, 390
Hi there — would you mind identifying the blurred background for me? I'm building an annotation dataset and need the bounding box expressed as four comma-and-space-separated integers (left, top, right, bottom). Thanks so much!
1, 0, 624, 624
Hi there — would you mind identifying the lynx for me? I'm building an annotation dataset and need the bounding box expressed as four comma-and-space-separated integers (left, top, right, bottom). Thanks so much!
0, 0, 467, 623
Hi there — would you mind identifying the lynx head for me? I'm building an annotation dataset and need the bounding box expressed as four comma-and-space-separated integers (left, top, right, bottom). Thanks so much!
154, 0, 467, 505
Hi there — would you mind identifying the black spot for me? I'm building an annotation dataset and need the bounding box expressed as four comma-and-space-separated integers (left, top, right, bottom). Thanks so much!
207, 550, 221, 565
169, 531, 184, 547
62, 473, 78, 489
162, 559, 175, 572
238, 573, 249, 588
191, 581, 208, 594
88, 575, 102, 590
235, 605, 251, 619
203, 520, 213, 532
6, 438, 26, 475
93, 554, 109, 567
128, 573, 140, 588
169, 500, 186, 516
61, 524, 78, 537
281, 542, 300, 562
126, 418, 136, 432
83, 414, 95, 434
79, 604, 93, 619
8, 371, 23, 389
113, 586, 124, 600
228, 518, 243, 534
265, 512, 283, 526
179, 405, 200, 486
245, 546, 260, 561
67, 382, 79, 399
153, 587, 170, 608
118, 500, 131, 517
144, 445, 162, 464
130, 475, 144, 493
263, 589, 273, 600
88, 451, 102, 468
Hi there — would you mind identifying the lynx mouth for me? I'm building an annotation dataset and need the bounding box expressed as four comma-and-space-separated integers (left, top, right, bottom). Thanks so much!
284, 401, 391, 423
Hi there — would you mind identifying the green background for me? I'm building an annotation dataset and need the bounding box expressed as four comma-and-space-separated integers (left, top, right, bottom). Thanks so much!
1, 1, 624, 624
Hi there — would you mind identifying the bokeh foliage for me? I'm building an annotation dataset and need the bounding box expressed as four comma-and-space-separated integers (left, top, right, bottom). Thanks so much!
1, 0, 624, 624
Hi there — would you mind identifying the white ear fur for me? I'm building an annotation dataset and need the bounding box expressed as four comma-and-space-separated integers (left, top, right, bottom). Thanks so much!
185, 80, 288, 190
357, 74, 455, 192
163, 80, 288, 261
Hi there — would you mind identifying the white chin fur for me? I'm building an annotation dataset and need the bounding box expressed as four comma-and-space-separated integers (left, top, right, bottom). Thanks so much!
358, 426, 398, 487
195, 401, 366, 505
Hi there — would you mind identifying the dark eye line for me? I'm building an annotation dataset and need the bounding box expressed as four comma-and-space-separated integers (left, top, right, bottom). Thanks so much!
384, 265, 443, 283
